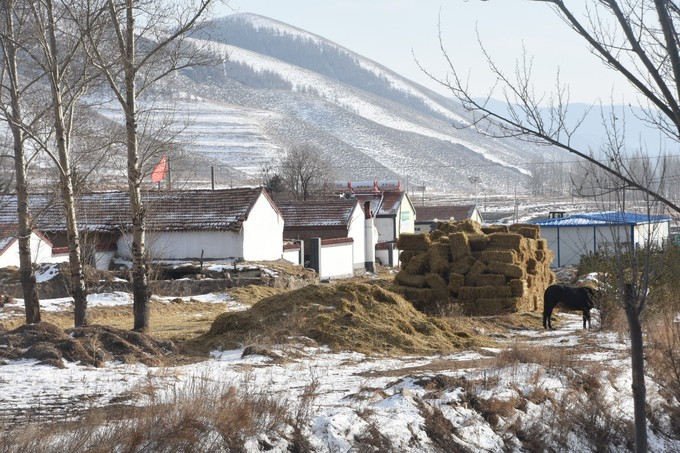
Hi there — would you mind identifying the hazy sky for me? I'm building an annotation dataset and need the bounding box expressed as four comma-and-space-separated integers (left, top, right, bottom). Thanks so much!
218, 0, 637, 105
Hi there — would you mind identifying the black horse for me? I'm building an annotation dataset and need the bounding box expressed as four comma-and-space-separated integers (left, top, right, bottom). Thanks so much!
543, 284, 597, 329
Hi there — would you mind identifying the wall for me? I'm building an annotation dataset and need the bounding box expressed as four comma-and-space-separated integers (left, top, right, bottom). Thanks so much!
0, 233, 53, 268
398, 195, 416, 236
541, 222, 670, 267
347, 207, 366, 269
375, 217, 394, 242
243, 192, 284, 261
319, 240, 354, 279
94, 251, 116, 271
118, 230, 244, 260
282, 247, 302, 265
375, 246, 399, 267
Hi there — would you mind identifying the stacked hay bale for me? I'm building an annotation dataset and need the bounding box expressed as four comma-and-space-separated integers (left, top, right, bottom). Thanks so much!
394, 220, 555, 315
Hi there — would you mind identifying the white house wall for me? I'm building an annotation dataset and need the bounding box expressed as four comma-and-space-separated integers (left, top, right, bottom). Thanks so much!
398, 197, 415, 236
30, 233, 53, 264
0, 233, 53, 268
118, 230, 244, 260
375, 218, 394, 243
347, 208, 366, 269
0, 241, 19, 268
319, 242, 354, 279
282, 248, 301, 265
542, 222, 669, 267
242, 193, 284, 261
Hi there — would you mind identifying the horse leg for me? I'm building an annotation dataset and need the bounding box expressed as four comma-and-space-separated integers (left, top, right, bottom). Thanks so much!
543, 305, 553, 329
584, 309, 591, 329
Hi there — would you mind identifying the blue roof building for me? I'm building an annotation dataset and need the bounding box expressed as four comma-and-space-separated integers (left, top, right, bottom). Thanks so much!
533, 211, 671, 267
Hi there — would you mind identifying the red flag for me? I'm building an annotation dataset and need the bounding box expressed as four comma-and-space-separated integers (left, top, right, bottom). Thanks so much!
151, 155, 167, 183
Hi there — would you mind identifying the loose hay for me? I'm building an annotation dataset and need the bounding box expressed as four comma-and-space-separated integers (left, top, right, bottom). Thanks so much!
201, 283, 467, 355
0, 323, 179, 367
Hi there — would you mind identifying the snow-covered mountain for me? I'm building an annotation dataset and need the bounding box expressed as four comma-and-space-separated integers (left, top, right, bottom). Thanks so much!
162, 13, 564, 193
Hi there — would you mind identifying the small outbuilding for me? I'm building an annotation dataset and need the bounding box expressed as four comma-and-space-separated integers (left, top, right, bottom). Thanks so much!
532, 211, 672, 267
278, 198, 373, 271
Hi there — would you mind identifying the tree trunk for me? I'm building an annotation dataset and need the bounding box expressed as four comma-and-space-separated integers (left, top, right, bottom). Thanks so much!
626, 302, 648, 452
4, 1, 40, 324
125, 1, 150, 331
14, 143, 40, 325
45, 0, 88, 327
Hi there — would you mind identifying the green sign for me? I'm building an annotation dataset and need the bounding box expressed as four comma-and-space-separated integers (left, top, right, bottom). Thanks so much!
401, 211, 410, 221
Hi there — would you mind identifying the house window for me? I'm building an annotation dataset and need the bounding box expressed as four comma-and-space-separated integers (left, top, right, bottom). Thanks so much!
400, 211, 410, 221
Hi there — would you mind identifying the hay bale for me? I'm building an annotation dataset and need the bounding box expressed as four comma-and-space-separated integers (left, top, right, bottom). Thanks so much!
428, 242, 450, 277
536, 239, 548, 250
482, 225, 509, 234
397, 286, 436, 305
448, 272, 465, 295
487, 261, 525, 279
449, 232, 471, 259
430, 230, 446, 241
468, 234, 489, 252
463, 298, 523, 315
405, 253, 429, 274
526, 258, 538, 275
458, 285, 512, 300
510, 224, 540, 239
478, 250, 517, 264
487, 233, 524, 251
455, 219, 484, 234
509, 279, 526, 297
399, 251, 417, 268
450, 255, 476, 275
395, 271, 426, 288
425, 273, 449, 300
475, 274, 507, 287
397, 233, 431, 252
535, 250, 545, 262
464, 260, 487, 286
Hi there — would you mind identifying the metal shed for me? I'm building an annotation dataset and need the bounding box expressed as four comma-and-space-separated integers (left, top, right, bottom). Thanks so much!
532, 212, 672, 267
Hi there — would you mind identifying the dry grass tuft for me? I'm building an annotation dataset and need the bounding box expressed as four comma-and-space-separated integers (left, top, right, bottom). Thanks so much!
196, 282, 476, 355
0, 378, 297, 452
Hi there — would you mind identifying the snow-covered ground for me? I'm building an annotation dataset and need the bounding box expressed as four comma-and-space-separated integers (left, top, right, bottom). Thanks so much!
1, 291, 678, 451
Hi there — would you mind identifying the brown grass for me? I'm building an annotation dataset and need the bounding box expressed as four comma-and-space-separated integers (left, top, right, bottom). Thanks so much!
0, 377, 295, 452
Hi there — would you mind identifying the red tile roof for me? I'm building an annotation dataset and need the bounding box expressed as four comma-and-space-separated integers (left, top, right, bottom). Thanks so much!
0, 188, 273, 233
278, 199, 359, 228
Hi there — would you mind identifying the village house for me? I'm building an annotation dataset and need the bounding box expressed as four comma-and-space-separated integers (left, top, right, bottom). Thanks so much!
413, 204, 483, 233
333, 180, 416, 266
277, 198, 377, 277
533, 211, 672, 267
0, 187, 284, 269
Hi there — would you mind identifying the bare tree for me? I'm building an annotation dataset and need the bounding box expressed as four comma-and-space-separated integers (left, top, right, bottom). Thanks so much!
280, 144, 333, 201
24, 0, 103, 327
80, 0, 219, 331
424, 2, 680, 449
421, 0, 680, 217
0, 0, 41, 324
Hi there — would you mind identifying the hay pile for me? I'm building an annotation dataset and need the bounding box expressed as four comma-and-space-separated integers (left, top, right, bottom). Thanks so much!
0, 323, 179, 368
201, 282, 474, 355
395, 220, 555, 315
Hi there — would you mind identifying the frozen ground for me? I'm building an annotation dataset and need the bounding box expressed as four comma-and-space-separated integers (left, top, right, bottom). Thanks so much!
0, 293, 678, 452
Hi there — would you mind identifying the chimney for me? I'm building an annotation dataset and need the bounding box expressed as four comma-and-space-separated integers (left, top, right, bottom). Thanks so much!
364, 201, 375, 272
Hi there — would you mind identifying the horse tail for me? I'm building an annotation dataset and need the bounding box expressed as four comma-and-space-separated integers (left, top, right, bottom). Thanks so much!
543, 288, 553, 329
